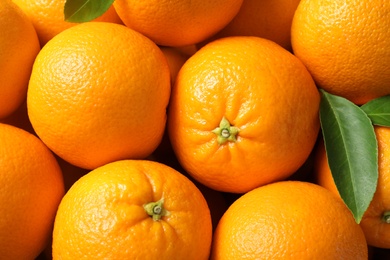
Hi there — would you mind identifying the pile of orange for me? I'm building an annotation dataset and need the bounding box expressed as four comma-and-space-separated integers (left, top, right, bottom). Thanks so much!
1, 0, 390, 258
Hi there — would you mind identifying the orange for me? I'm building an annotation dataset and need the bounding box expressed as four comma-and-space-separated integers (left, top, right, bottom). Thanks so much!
52, 159, 212, 259
291, 0, 390, 105
27, 22, 170, 170
113, 0, 244, 46
0, 123, 65, 259
12, 0, 123, 46
314, 127, 390, 249
160, 46, 191, 86
0, 0, 40, 119
211, 181, 368, 259
167, 36, 320, 193
199, 0, 301, 51
175, 44, 199, 57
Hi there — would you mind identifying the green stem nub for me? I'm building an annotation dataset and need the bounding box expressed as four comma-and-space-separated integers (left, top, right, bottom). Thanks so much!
143, 198, 170, 221
212, 117, 239, 145
382, 211, 390, 224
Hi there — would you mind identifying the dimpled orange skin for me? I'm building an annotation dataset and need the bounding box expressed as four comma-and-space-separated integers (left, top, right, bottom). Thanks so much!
27, 22, 171, 170
0, 0, 40, 119
52, 160, 212, 259
291, 0, 390, 105
314, 127, 390, 249
200, 0, 301, 51
211, 181, 368, 259
168, 36, 320, 193
12, 0, 123, 46
0, 123, 65, 259
113, 0, 244, 47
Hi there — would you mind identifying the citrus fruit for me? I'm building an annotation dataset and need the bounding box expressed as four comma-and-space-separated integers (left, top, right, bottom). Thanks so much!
12, 0, 123, 46
314, 127, 390, 249
200, 0, 301, 51
27, 22, 171, 170
113, 0, 244, 46
168, 36, 320, 193
0, 123, 65, 259
211, 181, 368, 259
0, 0, 40, 119
291, 0, 390, 105
160, 46, 191, 86
175, 44, 198, 57
52, 160, 212, 259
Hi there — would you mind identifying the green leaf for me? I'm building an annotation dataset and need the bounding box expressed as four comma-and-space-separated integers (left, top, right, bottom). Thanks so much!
319, 89, 378, 223
64, 0, 114, 23
361, 95, 390, 127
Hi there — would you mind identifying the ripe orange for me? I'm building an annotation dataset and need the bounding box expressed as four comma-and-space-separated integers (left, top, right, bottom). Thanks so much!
12, 0, 123, 46
27, 22, 171, 170
0, 0, 40, 119
52, 160, 212, 259
211, 181, 368, 259
0, 123, 65, 259
314, 127, 390, 249
113, 0, 244, 46
168, 36, 320, 193
200, 0, 301, 51
291, 0, 390, 105
175, 45, 199, 57
160, 46, 191, 86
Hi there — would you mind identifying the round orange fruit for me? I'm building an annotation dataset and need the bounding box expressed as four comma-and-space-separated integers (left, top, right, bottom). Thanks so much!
291, 0, 390, 105
200, 0, 301, 51
12, 0, 123, 46
0, 0, 40, 119
314, 127, 390, 249
160, 46, 191, 86
211, 181, 368, 259
27, 22, 171, 170
52, 159, 212, 259
0, 123, 64, 259
168, 36, 320, 193
113, 0, 244, 46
